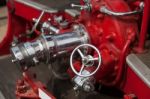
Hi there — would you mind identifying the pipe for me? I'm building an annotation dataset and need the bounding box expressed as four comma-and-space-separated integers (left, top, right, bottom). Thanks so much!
100, 5, 143, 16
137, 0, 150, 52
114, 39, 132, 85
102, 33, 135, 86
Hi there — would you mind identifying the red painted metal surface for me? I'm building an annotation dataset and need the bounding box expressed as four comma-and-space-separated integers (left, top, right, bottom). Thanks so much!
136, 0, 150, 53
124, 94, 137, 99
0, 0, 150, 99
70, 0, 138, 87
122, 67, 150, 99
0, 2, 31, 55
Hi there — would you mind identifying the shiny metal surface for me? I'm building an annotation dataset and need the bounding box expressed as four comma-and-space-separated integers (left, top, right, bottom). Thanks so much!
41, 21, 60, 34
73, 70, 95, 92
70, 44, 101, 77
71, 3, 92, 11
126, 54, 150, 88
15, 0, 58, 13
30, 10, 45, 34
100, 5, 143, 16
65, 9, 80, 17
11, 25, 89, 67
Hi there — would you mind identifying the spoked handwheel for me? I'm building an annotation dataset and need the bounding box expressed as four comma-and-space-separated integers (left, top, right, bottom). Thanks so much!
70, 44, 102, 77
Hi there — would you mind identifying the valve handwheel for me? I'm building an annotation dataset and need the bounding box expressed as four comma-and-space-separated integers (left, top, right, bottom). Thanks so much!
70, 44, 102, 77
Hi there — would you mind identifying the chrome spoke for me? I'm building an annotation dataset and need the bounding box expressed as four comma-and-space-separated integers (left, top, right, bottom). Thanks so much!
79, 64, 85, 75
77, 49, 84, 58
89, 57, 99, 61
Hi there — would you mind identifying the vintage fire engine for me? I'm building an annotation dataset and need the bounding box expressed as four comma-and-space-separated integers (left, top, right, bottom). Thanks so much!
0, 0, 150, 99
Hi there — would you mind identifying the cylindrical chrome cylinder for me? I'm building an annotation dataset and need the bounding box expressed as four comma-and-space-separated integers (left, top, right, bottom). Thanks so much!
44, 32, 86, 54
11, 25, 89, 67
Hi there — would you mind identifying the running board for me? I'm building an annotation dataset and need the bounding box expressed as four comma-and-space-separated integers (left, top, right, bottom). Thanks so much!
126, 54, 150, 88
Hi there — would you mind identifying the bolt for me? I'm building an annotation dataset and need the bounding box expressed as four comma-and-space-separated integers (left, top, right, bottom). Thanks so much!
33, 57, 39, 64
48, 18, 51, 21
73, 85, 79, 91
140, 2, 144, 9
12, 59, 17, 63
73, 25, 80, 30
106, 33, 116, 42
11, 42, 16, 47
83, 84, 91, 92
98, 28, 103, 36
32, 18, 37, 22
97, 14, 104, 19
83, 82, 94, 92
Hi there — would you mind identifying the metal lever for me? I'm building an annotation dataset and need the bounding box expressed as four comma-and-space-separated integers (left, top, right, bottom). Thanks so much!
29, 10, 45, 34
71, 3, 91, 11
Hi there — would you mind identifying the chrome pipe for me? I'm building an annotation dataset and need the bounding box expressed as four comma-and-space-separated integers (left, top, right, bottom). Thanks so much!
100, 4, 144, 16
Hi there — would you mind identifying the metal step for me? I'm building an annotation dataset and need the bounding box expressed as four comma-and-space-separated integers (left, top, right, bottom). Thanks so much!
126, 51, 150, 88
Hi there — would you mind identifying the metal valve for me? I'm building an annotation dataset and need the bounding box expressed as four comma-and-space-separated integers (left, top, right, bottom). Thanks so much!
70, 44, 102, 77
73, 70, 96, 92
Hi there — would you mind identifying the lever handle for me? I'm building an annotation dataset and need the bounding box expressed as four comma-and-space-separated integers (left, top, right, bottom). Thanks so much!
71, 3, 84, 10
71, 3, 90, 10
